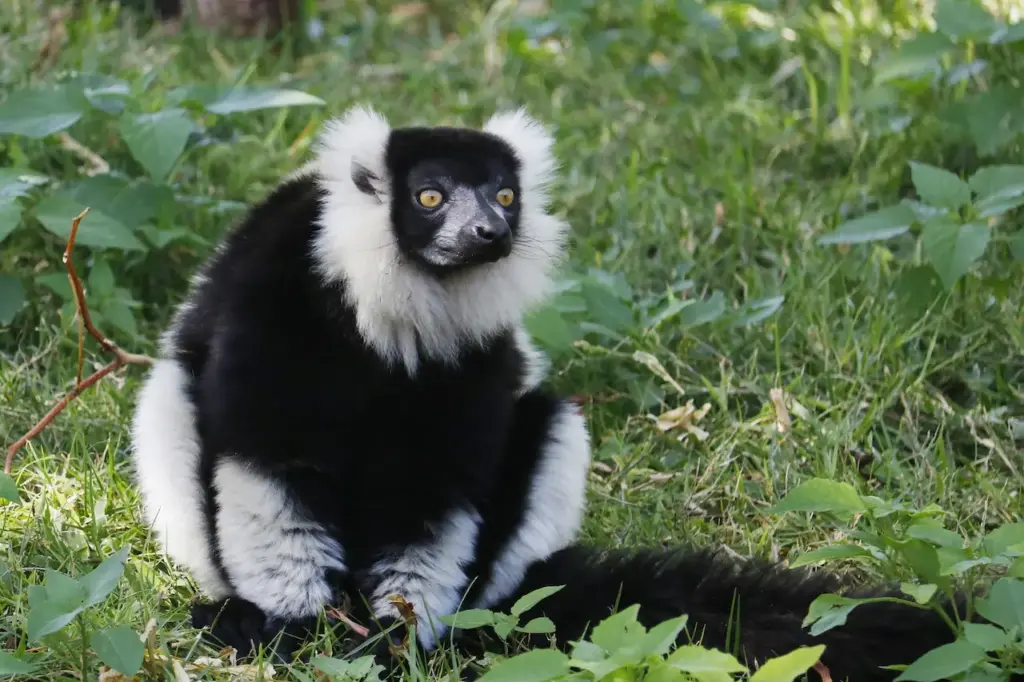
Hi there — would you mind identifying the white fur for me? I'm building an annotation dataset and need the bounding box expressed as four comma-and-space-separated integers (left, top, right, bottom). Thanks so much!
474, 401, 591, 609
131, 358, 231, 599
514, 325, 550, 395
214, 458, 346, 620
310, 105, 569, 374
370, 507, 481, 650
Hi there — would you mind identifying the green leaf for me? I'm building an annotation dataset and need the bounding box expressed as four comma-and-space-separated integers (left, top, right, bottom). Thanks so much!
873, 32, 954, 84
26, 570, 88, 641
120, 109, 196, 183
638, 614, 688, 658
511, 585, 564, 617
0, 86, 88, 138
907, 521, 965, 548
0, 168, 48, 244
933, 0, 998, 40
788, 544, 875, 568
100, 299, 138, 339
589, 604, 645, 653
581, 278, 634, 333
492, 613, 518, 640
802, 595, 860, 636
34, 193, 145, 251
909, 162, 971, 210
36, 272, 72, 300
0, 650, 38, 677
975, 578, 1024, 631
205, 88, 326, 114
679, 290, 725, 327
65, 175, 173, 228
0, 472, 19, 503
894, 639, 986, 682
730, 295, 784, 327
1011, 231, 1024, 263
517, 617, 556, 634
0, 275, 26, 325
968, 165, 1024, 201
983, 523, 1024, 557
88, 260, 115, 298
768, 479, 866, 518
747, 645, 825, 682
922, 218, 990, 289
439, 609, 497, 629
311, 655, 356, 677
665, 645, 747, 674
91, 626, 144, 676
818, 204, 917, 244
79, 545, 130, 608
524, 305, 578, 353
900, 582, 938, 605
897, 539, 942, 584
962, 622, 1011, 652
476, 649, 570, 682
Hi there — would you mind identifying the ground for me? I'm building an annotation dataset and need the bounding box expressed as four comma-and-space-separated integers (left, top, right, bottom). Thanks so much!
1, 0, 1022, 680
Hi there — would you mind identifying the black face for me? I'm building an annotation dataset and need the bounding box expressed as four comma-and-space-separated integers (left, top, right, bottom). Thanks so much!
380, 127, 522, 274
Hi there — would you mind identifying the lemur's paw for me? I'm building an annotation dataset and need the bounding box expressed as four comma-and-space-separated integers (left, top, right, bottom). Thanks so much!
190, 597, 303, 664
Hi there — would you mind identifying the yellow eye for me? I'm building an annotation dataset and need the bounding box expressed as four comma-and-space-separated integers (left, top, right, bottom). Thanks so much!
496, 188, 515, 207
418, 189, 443, 208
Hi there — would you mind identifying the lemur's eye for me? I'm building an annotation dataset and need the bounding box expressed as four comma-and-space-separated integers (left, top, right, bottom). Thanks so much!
418, 189, 443, 208
496, 188, 515, 207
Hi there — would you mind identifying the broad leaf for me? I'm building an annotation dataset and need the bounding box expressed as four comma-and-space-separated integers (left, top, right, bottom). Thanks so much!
788, 544, 875, 568
91, 626, 144, 676
0, 275, 26, 325
439, 609, 496, 629
968, 165, 1024, 201
975, 578, 1024, 631
0, 650, 38, 676
894, 639, 986, 681
26, 570, 88, 641
768, 479, 866, 517
801, 594, 870, 636
818, 204, 916, 244
0, 472, 19, 503
120, 109, 196, 183
873, 33, 954, 84
962, 622, 1011, 651
909, 162, 971, 210
898, 539, 942, 584
748, 645, 825, 682
679, 290, 725, 327
933, 0, 998, 40
517, 617, 556, 634
0, 86, 87, 138
922, 218, 990, 289
900, 582, 938, 605
524, 305, 578, 352
1011, 231, 1024, 263
34, 193, 145, 251
589, 605, 645, 653
79, 545, 130, 608
581, 278, 634, 333
511, 585, 564, 617
205, 88, 325, 114
983, 523, 1024, 557
0, 168, 48, 243
65, 175, 174, 228
666, 645, 747, 673
476, 649, 570, 682
638, 614, 688, 658
906, 521, 965, 548
730, 295, 784, 327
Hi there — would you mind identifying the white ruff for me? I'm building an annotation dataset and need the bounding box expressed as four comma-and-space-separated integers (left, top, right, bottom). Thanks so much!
310, 105, 568, 374
475, 401, 591, 609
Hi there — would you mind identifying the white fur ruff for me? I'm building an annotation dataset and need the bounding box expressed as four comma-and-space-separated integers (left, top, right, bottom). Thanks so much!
310, 105, 568, 374
213, 458, 346, 620
474, 401, 591, 609
369, 507, 482, 650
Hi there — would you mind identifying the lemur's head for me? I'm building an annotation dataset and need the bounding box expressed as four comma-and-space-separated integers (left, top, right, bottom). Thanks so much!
310, 105, 568, 372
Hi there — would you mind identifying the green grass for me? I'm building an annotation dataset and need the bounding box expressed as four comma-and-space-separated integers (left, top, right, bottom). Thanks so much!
2, 0, 1023, 679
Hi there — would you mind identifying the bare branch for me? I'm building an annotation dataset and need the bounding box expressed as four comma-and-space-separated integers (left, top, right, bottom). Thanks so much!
5, 208, 154, 474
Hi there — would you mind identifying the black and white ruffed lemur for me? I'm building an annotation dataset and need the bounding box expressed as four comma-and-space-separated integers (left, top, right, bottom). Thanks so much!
130, 105, 969, 680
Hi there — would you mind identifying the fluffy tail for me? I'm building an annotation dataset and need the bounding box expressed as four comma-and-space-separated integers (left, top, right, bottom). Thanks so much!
485, 544, 967, 682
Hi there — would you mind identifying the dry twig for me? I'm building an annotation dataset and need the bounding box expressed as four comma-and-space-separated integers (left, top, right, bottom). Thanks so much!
4, 208, 154, 475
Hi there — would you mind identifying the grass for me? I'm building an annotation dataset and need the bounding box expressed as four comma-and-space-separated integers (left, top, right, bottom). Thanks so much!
2, 0, 1023, 679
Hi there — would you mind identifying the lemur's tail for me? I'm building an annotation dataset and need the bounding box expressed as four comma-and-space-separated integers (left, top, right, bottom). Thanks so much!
483, 544, 969, 682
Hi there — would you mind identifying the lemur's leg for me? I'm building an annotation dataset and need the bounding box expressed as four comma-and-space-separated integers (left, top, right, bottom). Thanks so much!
192, 457, 346, 659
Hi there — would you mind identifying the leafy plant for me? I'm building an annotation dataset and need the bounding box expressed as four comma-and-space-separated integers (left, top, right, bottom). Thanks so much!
819, 161, 1024, 297
769, 478, 1024, 681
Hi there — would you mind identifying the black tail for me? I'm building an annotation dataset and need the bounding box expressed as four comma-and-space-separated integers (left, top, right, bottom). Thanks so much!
485, 544, 968, 682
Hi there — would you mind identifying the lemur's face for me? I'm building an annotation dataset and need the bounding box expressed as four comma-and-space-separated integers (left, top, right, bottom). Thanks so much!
385, 128, 522, 274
